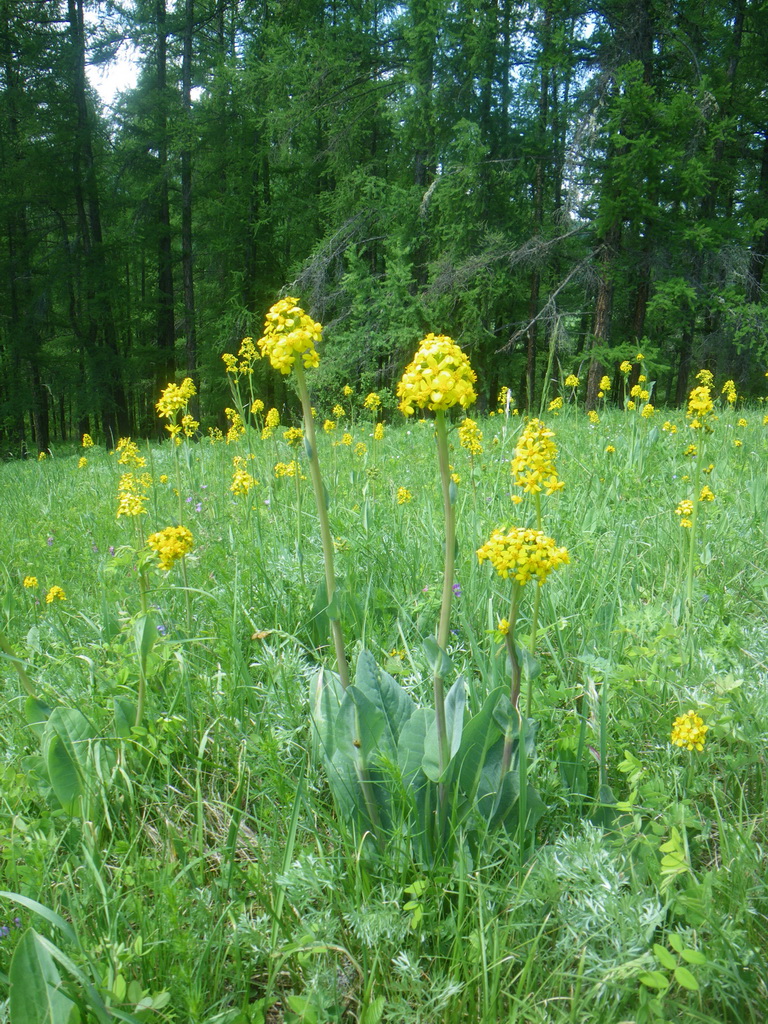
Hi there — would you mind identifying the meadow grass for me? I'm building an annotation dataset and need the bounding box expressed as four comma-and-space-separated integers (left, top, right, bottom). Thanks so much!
1, 398, 767, 1023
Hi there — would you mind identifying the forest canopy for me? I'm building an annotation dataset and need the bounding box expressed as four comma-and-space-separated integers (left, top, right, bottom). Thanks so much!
2, 0, 767, 453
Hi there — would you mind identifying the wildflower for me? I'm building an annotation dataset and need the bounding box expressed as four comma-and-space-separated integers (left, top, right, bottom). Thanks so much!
38, 451, 47, 461
734, 439, 743, 447
332, 404, 345, 419
116, 472, 149, 518
45, 585, 66, 603
458, 417, 483, 454
283, 426, 303, 446
683, 444, 697, 457
620, 360, 632, 374
156, 378, 196, 419
159, 474, 168, 484
477, 526, 570, 586
687, 385, 714, 428
207, 427, 224, 444
699, 485, 715, 502
374, 423, 385, 441
266, 408, 280, 429
497, 618, 510, 635
451, 472, 460, 484
641, 403, 654, 419
397, 487, 412, 504
511, 419, 564, 495
627, 400, 636, 410
670, 710, 708, 752
225, 408, 246, 444
363, 392, 382, 411
323, 419, 336, 433
599, 375, 611, 392
78, 456, 87, 468
452, 582, 462, 597
23, 576, 38, 588
548, 396, 563, 412
605, 445, 615, 453
147, 525, 194, 571
630, 384, 642, 398
497, 385, 511, 412
588, 410, 599, 425
251, 399, 265, 414
82, 433, 94, 448
355, 442, 368, 457
274, 460, 306, 479
638, 374, 647, 383
257, 297, 321, 374
397, 333, 477, 415
662, 421, 677, 434
702, 463, 714, 474
738, 417, 747, 427
341, 433, 353, 446
231, 461, 258, 495
635, 352, 644, 362
181, 413, 198, 438
343, 385, 353, 397
565, 374, 579, 389
116, 437, 147, 468
675, 500, 694, 527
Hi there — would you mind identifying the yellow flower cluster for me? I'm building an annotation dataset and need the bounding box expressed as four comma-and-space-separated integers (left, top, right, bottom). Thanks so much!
251, 399, 265, 415
343, 385, 353, 397
340, 433, 353, 446
333, 404, 345, 418
662, 421, 677, 434
225, 408, 246, 444
283, 427, 303, 446
700, 485, 715, 502
363, 392, 382, 411
696, 368, 714, 387
78, 456, 88, 468
45, 585, 66, 603
687, 385, 714, 429
397, 487, 413, 504
374, 423, 385, 441
156, 378, 196, 420
565, 374, 579, 388
722, 379, 737, 404
38, 451, 47, 461
258, 297, 322, 375
82, 433, 94, 448
477, 526, 570, 586
510, 419, 564, 495
620, 360, 633, 374
458, 417, 483, 455
670, 710, 708, 752
323, 419, 336, 433
683, 444, 697, 457
605, 445, 615, 453
548, 396, 563, 412
208, 427, 224, 443
397, 333, 477, 415
23, 576, 38, 588
588, 410, 599, 425
355, 442, 368, 457
231, 468, 257, 495
641, 403, 654, 418
497, 385, 511, 412
266, 408, 280, 429
117, 438, 147, 468
147, 525, 194, 571
274, 461, 306, 479
675, 499, 694, 527
116, 472, 150, 518
599, 375, 611, 392
222, 337, 260, 377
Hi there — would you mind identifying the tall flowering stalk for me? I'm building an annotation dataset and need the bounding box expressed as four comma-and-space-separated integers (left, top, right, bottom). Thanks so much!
397, 332, 477, 777
258, 298, 349, 689
683, 378, 714, 613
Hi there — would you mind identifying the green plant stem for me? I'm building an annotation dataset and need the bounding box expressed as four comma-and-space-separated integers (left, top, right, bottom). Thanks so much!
294, 362, 350, 690
434, 410, 455, 775
685, 445, 704, 615
504, 585, 522, 711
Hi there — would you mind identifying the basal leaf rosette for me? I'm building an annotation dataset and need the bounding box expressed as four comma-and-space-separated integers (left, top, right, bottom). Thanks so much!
397, 333, 477, 416
477, 526, 569, 586
257, 297, 322, 375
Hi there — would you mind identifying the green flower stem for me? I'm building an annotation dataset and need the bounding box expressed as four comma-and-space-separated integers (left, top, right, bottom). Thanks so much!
685, 444, 704, 614
434, 410, 455, 776
527, 493, 543, 717
294, 362, 350, 690
501, 587, 522, 775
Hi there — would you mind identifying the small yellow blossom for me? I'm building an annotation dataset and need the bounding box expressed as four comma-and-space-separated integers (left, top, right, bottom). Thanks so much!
323, 419, 336, 433
737, 418, 747, 427
45, 585, 66, 603
117, 437, 147, 468
363, 392, 382, 411
641, 403, 654, 418
257, 298, 321, 374
265, 408, 280, 429
477, 526, 570, 586
565, 374, 579, 388
225, 409, 246, 444
343, 385, 353, 397
397, 487, 412, 504
605, 445, 615, 453
38, 451, 47, 461
620, 360, 632, 374
355, 442, 368, 457
458, 417, 483, 454
332, 404, 345, 419
341, 433, 353, 446
207, 427, 224, 444
397, 333, 477, 415
78, 456, 87, 468
511, 419, 564, 496
156, 378, 196, 419
548, 396, 563, 412
699, 485, 715, 502
497, 618, 510, 635
283, 426, 304, 446
231, 468, 258, 495
695, 368, 714, 387
81, 433, 94, 448
630, 384, 642, 398
23, 576, 38, 588
147, 525, 194, 571
721, 379, 737, 404
635, 352, 644, 362
627, 400, 636, 411
374, 422, 385, 441
734, 439, 743, 447
662, 421, 677, 434
675, 499, 694, 527
638, 374, 647, 383
251, 399, 265, 415
588, 410, 599, 425
599, 375, 611, 392
670, 710, 708, 752
274, 460, 305, 479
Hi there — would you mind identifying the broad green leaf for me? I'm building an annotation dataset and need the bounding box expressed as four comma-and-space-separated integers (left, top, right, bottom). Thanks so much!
342, 686, 385, 763
9, 929, 78, 1024
133, 612, 156, 674
113, 698, 137, 739
25, 697, 53, 738
354, 649, 414, 754
638, 970, 670, 990
445, 675, 466, 759
398, 708, 432, 789
454, 687, 506, 798
43, 708, 97, 815
46, 735, 81, 815
310, 667, 344, 760
667, 932, 684, 954
680, 948, 707, 965
422, 637, 452, 678
674, 966, 699, 991
653, 944, 677, 970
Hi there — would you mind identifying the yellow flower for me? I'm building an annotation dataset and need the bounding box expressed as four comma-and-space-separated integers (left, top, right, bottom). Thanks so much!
635, 352, 644, 362
687, 385, 714, 428
225, 408, 246, 443
477, 526, 570, 586
695, 368, 714, 387
45, 585, 66, 603
116, 437, 147, 468
374, 422, 385, 441
497, 618, 510, 635
78, 456, 87, 468
699, 485, 715, 502
662, 421, 677, 434
323, 419, 336, 433
734, 438, 743, 447
670, 710, 708, 752
147, 526, 194, 571
510, 419, 564, 495
397, 487, 412, 504
497, 385, 512, 411
341, 432, 353, 446
23, 576, 38, 588
565, 374, 579, 388
156, 378, 196, 419
599, 376, 611, 392
230, 468, 258, 495
627, 400, 636, 410
281, 427, 302, 446
207, 427, 224, 444
343, 385, 353, 397
548, 396, 563, 412
81, 433, 94, 448
37, 451, 47, 461
116, 472, 149, 518
397, 333, 477, 415
332, 404, 345, 419
355, 442, 368, 457
683, 444, 697, 457
588, 410, 599, 425
363, 392, 382, 411
274, 460, 306, 479
251, 399, 265, 414
620, 360, 632, 374
265, 408, 280, 429
722, 378, 738, 402
258, 297, 322, 374
675, 499, 694, 527
458, 417, 483, 454
630, 384, 642, 398
605, 445, 615, 453
638, 374, 647, 383
641, 403, 654, 418
737, 417, 747, 427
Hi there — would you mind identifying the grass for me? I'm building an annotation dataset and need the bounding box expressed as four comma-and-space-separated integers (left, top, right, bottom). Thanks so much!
1, 396, 767, 1022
